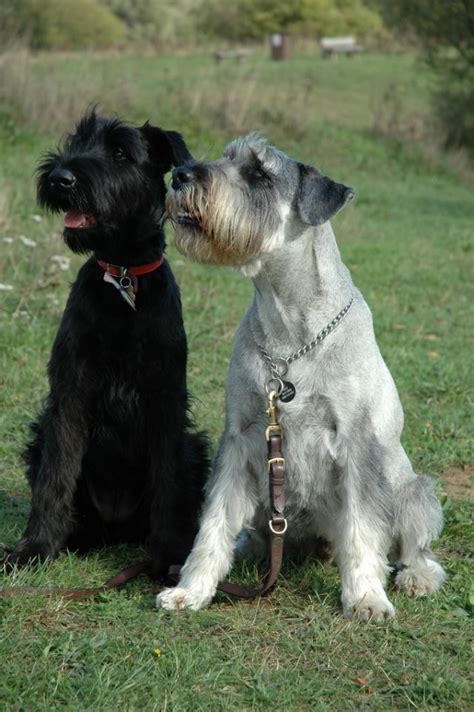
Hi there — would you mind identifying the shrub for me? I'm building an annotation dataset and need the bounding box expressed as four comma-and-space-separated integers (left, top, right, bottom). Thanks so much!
2, 0, 125, 50
99, 0, 198, 48
195, 0, 382, 42
373, 0, 474, 148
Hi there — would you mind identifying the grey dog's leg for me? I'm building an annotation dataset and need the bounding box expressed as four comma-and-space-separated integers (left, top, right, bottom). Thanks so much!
393, 475, 446, 594
156, 433, 258, 610
333, 466, 395, 622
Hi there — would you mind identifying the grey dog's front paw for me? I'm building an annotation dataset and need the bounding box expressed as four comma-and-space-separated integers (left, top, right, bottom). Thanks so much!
343, 591, 395, 622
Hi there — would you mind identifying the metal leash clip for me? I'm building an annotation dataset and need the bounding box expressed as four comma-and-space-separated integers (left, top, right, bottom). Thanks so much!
265, 389, 282, 440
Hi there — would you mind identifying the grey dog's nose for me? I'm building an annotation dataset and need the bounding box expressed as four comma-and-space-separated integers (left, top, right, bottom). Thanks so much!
171, 167, 194, 190
49, 168, 76, 189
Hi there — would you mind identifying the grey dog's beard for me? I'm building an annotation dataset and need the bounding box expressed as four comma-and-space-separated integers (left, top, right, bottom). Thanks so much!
166, 188, 216, 264
166, 182, 268, 266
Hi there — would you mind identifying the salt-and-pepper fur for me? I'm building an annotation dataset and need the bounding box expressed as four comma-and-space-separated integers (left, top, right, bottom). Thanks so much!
157, 134, 446, 620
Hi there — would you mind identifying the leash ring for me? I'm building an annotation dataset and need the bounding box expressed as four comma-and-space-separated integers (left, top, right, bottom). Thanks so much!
271, 358, 288, 377
265, 378, 284, 396
269, 518, 288, 535
119, 275, 132, 289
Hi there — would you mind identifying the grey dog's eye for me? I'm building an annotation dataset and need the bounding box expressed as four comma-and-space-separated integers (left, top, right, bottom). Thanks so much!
253, 165, 268, 179
241, 163, 271, 183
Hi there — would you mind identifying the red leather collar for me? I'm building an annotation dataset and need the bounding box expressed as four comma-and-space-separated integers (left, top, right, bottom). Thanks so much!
97, 257, 164, 310
97, 257, 164, 277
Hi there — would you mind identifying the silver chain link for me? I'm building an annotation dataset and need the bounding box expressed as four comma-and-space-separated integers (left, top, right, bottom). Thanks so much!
255, 295, 354, 382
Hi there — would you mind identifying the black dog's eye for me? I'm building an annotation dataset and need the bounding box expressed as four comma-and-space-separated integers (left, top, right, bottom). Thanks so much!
113, 147, 127, 162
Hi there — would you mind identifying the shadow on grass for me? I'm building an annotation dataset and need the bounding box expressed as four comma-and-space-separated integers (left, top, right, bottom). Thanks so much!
214, 553, 342, 614
0, 488, 30, 545
0, 485, 151, 597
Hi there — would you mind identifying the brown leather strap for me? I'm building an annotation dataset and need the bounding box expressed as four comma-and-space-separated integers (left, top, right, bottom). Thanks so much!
168, 529, 284, 599
1, 409, 287, 603
0, 560, 150, 600
168, 430, 288, 600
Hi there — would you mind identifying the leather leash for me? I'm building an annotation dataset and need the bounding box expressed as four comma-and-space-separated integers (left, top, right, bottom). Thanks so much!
169, 389, 288, 599
1, 392, 287, 602
0, 557, 150, 600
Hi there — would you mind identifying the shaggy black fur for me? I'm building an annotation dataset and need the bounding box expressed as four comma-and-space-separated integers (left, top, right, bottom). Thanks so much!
7, 111, 209, 578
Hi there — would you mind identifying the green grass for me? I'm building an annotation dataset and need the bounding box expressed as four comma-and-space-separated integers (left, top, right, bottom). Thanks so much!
0, 50, 473, 710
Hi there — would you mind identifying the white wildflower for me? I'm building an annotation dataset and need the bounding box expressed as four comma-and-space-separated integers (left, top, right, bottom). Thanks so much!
2, 237, 13, 244
19, 235, 37, 248
50, 255, 71, 271
30, 214, 42, 222
0, 283, 14, 291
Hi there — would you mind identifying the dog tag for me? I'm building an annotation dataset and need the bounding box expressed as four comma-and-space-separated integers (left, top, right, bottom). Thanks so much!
119, 285, 137, 311
279, 381, 296, 403
103, 272, 136, 311
119, 274, 137, 311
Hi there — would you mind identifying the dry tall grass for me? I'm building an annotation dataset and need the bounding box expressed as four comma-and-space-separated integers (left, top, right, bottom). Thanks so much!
0, 48, 140, 134
371, 81, 473, 178
0, 49, 314, 139
0, 48, 471, 179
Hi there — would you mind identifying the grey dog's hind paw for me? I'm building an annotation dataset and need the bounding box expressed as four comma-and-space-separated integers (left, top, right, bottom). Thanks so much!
395, 559, 446, 596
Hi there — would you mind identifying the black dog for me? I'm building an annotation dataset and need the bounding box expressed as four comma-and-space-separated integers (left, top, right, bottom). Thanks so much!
7, 111, 209, 578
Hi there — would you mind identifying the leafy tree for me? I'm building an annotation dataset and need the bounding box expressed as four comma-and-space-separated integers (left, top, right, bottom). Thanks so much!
99, 0, 198, 47
196, 0, 382, 41
373, 0, 474, 147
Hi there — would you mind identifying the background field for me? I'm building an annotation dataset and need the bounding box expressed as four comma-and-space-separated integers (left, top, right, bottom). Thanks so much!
0, 50, 473, 710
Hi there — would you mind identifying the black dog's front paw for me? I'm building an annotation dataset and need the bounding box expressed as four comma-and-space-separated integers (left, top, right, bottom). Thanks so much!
4, 539, 56, 572
150, 557, 170, 583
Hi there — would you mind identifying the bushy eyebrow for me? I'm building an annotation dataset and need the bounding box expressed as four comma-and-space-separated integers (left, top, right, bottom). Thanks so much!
103, 125, 147, 162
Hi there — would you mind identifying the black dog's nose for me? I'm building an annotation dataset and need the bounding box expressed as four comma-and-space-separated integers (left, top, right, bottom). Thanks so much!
49, 168, 76, 189
172, 167, 194, 190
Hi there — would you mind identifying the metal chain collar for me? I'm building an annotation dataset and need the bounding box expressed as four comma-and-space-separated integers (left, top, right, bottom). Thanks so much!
254, 295, 354, 395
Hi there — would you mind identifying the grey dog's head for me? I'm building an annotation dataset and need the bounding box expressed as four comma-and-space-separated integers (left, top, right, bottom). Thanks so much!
166, 133, 354, 270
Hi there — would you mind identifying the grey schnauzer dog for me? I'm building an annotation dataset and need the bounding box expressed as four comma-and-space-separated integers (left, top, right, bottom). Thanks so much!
156, 134, 446, 620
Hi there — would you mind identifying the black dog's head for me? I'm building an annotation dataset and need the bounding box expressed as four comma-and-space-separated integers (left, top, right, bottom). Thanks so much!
37, 110, 191, 256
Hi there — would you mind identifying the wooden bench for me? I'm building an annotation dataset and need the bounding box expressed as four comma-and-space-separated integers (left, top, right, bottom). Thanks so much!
214, 49, 253, 64
320, 36, 363, 58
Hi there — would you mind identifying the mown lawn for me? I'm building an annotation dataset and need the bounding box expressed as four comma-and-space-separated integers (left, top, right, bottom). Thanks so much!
0, 50, 472, 710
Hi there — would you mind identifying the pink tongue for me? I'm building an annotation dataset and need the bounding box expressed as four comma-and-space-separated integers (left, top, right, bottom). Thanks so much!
64, 211, 87, 228
64, 211, 96, 228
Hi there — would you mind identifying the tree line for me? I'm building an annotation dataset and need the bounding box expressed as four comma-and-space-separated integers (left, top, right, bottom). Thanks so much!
1, 0, 472, 148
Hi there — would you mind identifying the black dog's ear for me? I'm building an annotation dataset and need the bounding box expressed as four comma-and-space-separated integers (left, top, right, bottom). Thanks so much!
297, 164, 355, 226
141, 122, 193, 171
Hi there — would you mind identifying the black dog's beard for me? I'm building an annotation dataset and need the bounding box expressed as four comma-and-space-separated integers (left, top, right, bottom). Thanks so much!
37, 185, 101, 255
37, 174, 163, 257
35, 117, 171, 262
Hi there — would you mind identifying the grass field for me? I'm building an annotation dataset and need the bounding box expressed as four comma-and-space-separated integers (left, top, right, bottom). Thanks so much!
0, 50, 473, 710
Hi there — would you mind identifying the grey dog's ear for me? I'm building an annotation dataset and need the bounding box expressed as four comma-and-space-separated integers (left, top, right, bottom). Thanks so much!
141, 122, 193, 171
297, 164, 355, 226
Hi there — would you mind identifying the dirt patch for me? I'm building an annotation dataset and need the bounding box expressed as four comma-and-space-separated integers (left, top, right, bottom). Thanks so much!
441, 465, 474, 500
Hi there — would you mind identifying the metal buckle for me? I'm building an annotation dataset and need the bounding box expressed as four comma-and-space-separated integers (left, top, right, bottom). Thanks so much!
268, 456, 285, 473
269, 518, 288, 535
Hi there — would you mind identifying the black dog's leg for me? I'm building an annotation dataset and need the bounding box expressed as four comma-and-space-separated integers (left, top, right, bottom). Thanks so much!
146, 383, 207, 579
148, 431, 185, 580
7, 401, 88, 567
